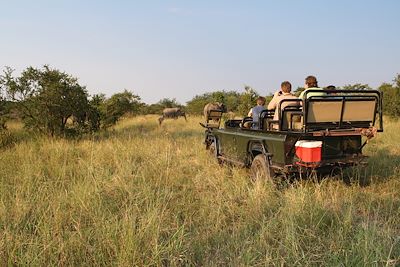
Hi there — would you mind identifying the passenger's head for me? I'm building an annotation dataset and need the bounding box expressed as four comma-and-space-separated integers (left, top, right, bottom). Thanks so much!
281, 81, 292, 93
256, 96, 266, 106
325, 85, 336, 95
305, 75, 318, 88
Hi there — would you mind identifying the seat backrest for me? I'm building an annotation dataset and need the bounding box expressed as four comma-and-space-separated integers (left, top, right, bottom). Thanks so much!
342, 100, 376, 122
206, 110, 223, 128
306, 97, 377, 129
258, 109, 274, 130
207, 110, 223, 120
281, 107, 303, 130
307, 100, 342, 123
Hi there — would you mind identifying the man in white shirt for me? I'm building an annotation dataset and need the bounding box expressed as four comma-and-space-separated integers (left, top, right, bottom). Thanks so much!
268, 81, 298, 120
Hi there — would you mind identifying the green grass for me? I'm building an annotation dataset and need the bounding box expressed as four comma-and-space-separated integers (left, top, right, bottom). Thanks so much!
0, 115, 399, 266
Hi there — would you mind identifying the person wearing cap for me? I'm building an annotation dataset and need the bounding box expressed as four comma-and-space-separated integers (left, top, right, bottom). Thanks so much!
299, 75, 326, 99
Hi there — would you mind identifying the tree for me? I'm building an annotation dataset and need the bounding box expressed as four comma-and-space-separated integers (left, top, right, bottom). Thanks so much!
0, 80, 6, 129
157, 98, 182, 109
237, 85, 259, 116
0, 66, 95, 136
378, 74, 400, 117
84, 94, 106, 132
186, 90, 240, 115
186, 94, 212, 115
99, 90, 143, 128
141, 98, 183, 115
394, 73, 400, 88
339, 83, 372, 90
294, 87, 305, 97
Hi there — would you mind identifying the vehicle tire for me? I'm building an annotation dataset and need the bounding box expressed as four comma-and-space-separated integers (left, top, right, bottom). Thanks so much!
250, 154, 272, 181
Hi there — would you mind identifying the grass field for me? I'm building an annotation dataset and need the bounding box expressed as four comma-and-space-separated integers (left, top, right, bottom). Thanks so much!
0, 115, 399, 266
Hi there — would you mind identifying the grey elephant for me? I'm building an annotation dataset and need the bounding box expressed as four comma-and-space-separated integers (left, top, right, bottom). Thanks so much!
158, 107, 187, 125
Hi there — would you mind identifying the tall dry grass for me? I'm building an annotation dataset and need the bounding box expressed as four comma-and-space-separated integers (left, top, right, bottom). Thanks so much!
0, 115, 399, 266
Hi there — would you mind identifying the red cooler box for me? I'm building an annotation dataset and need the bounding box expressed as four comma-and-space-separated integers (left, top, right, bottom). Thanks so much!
295, 140, 322, 163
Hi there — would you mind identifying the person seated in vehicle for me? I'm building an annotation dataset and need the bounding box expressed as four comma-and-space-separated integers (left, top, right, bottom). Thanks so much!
325, 85, 339, 96
246, 96, 266, 128
325, 85, 336, 91
299, 75, 326, 99
268, 81, 298, 121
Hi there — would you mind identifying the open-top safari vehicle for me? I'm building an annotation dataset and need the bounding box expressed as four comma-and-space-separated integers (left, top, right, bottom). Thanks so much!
203, 89, 383, 180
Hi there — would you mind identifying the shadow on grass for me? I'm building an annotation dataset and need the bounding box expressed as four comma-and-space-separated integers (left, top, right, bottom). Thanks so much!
327, 148, 400, 187
270, 148, 400, 189
365, 148, 400, 179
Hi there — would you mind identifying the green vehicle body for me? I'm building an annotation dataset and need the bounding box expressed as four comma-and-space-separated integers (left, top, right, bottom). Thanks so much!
204, 89, 383, 177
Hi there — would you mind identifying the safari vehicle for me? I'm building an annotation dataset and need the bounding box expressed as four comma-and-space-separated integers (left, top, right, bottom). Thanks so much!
203, 89, 383, 180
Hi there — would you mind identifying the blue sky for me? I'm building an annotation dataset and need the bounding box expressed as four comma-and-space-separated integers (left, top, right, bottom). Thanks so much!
1, 0, 399, 104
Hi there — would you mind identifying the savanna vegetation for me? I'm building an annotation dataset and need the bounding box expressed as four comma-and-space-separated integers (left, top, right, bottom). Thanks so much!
0, 66, 399, 265
0, 116, 399, 266
2, 66, 400, 136
0, 66, 144, 136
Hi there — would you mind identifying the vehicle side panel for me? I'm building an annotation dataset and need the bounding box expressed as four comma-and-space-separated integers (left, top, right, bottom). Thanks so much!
212, 128, 291, 165
212, 128, 364, 168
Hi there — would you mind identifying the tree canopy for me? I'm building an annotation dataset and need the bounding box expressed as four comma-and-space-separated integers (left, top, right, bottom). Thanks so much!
0, 66, 143, 136
0, 66, 92, 136
379, 74, 400, 117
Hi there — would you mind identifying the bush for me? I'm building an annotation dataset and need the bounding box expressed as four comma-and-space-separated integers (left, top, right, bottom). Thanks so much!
0, 66, 96, 136
93, 90, 143, 129
0, 66, 144, 135
0, 130, 15, 149
379, 74, 400, 117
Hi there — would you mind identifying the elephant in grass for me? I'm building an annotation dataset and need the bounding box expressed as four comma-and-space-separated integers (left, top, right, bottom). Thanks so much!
158, 107, 187, 125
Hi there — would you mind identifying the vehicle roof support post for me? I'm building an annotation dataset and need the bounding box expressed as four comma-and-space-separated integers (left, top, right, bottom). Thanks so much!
338, 96, 345, 129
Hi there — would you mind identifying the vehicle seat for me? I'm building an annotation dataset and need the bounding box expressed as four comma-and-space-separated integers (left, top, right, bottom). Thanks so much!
306, 98, 376, 129
206, 110, 223, 128
281, 108, 303, 130
240, 116, 254, 129
271, 100, 302, 131
307, 100, 342, 123
342, 100, 376, 123
259, 110, 275, 131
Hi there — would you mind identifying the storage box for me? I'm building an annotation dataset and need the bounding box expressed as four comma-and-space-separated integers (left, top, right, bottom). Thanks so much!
295, 140, 322, 163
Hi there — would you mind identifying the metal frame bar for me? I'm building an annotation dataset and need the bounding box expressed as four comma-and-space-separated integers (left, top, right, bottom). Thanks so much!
277, 99, 302, 131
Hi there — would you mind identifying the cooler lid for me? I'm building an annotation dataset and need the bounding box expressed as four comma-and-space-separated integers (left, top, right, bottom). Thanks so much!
295, 140, 322, 148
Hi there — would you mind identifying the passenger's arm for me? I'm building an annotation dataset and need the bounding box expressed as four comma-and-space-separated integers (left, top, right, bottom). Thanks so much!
299, 90, 306, 99
247, 108, 253, 117
267, 96, 277, 110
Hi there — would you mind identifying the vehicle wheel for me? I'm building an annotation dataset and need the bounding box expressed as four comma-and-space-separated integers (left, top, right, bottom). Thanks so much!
250, 154, 272, 181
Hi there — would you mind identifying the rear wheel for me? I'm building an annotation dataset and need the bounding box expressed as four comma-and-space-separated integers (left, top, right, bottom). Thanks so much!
250, 154, 272, 181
